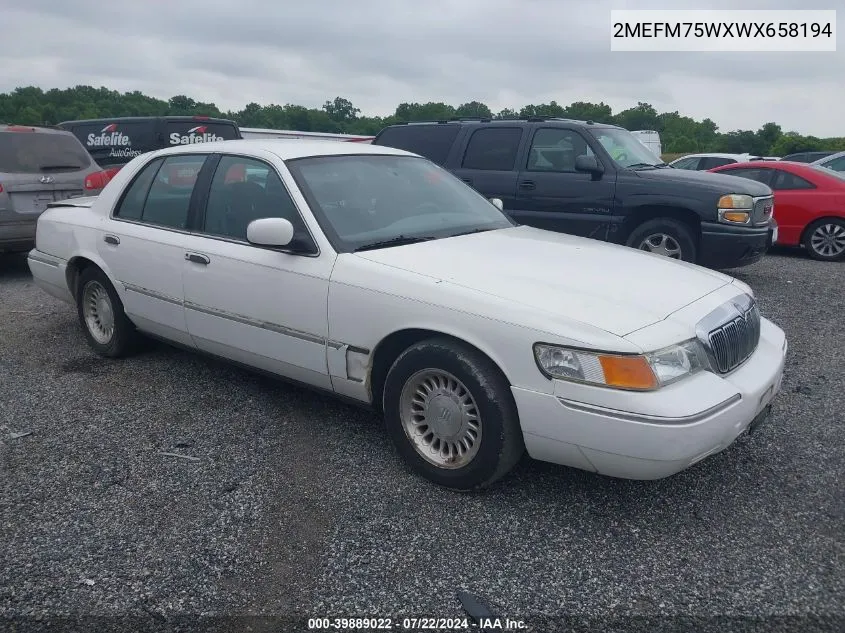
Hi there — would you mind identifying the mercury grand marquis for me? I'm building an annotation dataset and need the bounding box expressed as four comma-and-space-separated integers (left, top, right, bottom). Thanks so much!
26, 140, 788, 489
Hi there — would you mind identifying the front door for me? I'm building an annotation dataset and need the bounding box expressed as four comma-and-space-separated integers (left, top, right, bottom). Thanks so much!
514, 127, 617, 240
97, 153, 208, 346
181, 153, 335, 389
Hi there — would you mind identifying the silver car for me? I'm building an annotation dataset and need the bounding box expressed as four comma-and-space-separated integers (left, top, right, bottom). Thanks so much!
0, 124, 101, 253
811, 150, 845, 173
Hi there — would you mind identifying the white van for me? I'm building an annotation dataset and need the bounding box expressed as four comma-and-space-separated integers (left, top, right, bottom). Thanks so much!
630, 130, 662, 159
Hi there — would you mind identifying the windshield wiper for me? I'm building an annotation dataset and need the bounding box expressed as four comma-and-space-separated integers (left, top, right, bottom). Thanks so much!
353, 235, 437, 252
38, 164, 83, 171
627, 163, 660, 170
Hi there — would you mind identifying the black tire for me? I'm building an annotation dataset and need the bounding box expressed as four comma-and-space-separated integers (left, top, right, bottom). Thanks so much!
626, 217, 697, 263
802, 218, 845, 262
382, 337, 524, 490
75, 266, 140, 358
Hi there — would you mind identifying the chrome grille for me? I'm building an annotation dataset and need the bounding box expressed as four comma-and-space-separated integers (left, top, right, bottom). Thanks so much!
703, 299, 761, 374
752, 196, 774, 226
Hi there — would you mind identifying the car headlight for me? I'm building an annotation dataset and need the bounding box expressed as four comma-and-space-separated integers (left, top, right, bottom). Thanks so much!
718, 194, 754, 225
533, 340, 709, 390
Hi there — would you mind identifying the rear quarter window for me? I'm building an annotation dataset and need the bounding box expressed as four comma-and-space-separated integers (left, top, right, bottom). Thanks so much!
0, 130, 92, 173
164, 121, 240, 146
373, 125, 460, 165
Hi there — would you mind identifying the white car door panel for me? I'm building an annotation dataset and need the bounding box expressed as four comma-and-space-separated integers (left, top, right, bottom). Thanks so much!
96, 153, 208, 347
182, 238, 334, 388
180, 154, 334, 388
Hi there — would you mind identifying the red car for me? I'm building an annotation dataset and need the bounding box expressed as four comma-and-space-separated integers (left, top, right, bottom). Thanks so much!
709, 161, 845, 261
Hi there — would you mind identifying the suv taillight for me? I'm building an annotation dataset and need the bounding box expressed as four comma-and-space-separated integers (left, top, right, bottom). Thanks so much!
85, 168, 119, 191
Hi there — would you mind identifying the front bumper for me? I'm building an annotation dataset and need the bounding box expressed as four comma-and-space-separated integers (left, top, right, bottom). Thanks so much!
697, 221, 771, 269
512, 318, 787, 480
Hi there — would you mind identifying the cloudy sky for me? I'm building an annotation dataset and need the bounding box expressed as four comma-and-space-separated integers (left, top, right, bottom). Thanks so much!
2, 0, 842, 136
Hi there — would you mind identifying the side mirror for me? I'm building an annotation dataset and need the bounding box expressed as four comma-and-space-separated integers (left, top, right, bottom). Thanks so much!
574, 155, 604, 175
246, 217, 294, 247
489, 198, 504, 211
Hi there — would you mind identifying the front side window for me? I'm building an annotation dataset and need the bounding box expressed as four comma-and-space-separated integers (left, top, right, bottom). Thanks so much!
287, 154, 515, 252
461, 128, 522, 171
700, 157, 737, 170
202, 155, 305, 241
588, 127, 663, 168
139, 154, 207, 229
526, 128, 595, 172
670, 157, 699, 170
821, 156, 845, 172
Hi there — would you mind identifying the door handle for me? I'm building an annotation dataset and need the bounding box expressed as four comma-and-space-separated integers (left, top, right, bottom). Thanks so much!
519, 180, 536, 190
185, 252, 210, 265
103, 234, 120, 245
461, 178, 473, 185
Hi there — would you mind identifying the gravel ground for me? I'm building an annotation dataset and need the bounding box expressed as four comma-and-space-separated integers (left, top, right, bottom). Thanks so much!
0, 249, 843, 633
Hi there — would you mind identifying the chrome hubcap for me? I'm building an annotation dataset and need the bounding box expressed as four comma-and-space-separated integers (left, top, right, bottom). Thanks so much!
399, 369, 482, 469
810, 223, 845, 257
639, 233, 682, 258
82, 281, 115, 345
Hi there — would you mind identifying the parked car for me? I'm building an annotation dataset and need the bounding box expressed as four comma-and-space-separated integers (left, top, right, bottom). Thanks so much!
709, 161, 845, 261
780, 151, 836, 163
811, 150, 845, 172
669, 153, 765, 170
372, 118, 776, 269
27, 140, 787, 489
1, 124, 101, 253
58, 116, 243, 194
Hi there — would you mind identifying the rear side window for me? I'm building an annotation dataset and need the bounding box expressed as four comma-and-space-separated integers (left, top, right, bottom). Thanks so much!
374, 125, 460, 165
462, 128, 522, 171
772, 171, 815, 190
671, 157, 699, 170
0, 130, 92, 173
164, 121, 241, 147
114, 158, 164, 220
699, 157, 737, 169
67, 121, 155, 167
822, 156, 845, 172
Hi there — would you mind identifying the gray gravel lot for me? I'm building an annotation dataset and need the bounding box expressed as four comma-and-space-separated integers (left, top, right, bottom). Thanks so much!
0, 249, 843, 632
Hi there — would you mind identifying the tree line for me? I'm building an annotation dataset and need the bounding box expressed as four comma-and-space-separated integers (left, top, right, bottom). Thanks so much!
2, 85, 843, 157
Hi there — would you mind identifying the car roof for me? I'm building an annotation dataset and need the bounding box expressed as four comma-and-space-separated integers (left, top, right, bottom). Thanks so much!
148, 139, 416, 160
812, 150, 845, 164
58, 116, 238, 125
381, 118, 622, 130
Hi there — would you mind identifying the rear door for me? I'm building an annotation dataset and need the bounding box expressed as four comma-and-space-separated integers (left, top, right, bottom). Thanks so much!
450, 126, 523, 211
65, 120, 156, 168
163, 119, 241, 148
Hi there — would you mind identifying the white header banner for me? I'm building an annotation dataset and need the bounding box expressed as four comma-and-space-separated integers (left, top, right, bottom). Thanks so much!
611, 10, 836, 52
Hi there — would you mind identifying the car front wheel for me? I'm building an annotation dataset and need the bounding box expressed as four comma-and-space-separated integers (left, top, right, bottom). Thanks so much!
75, 266, 140, 357
382, 337, 524, 490
803, 218, 845, 261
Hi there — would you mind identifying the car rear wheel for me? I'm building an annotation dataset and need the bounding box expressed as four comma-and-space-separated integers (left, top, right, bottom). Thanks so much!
626, 218, 697, 263
803, 218, 845, 261
382, 337, 524, 490
76, 267, 140, 357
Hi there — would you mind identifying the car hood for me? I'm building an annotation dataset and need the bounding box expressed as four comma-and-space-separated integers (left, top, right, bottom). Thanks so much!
636, 166, 772, 196
352, 225, 736, 337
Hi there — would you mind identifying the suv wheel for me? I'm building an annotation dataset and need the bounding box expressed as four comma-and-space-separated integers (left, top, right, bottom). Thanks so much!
382, 337, 524, 490
626, 218, 697, 263
803, 218, 845, 261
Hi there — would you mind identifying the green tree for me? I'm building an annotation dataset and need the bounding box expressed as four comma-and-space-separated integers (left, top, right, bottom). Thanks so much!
455, 101, 492, 118
323, 97, 360, 122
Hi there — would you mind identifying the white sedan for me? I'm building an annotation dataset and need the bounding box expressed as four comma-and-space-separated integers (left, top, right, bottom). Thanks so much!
27, 140, 788, 489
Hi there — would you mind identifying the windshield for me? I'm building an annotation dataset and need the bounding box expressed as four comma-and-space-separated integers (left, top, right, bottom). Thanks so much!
588, 127, 663, 169
0, 131, 92, 173
286, 154, 515, 252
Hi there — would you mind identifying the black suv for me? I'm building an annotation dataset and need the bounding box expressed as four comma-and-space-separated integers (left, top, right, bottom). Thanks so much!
372, 118, 777, 269
58, 116, 242, 169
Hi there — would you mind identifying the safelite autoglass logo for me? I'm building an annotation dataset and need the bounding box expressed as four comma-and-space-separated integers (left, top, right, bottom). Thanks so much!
169, 125, 224, 144
87, 123, 130, 147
